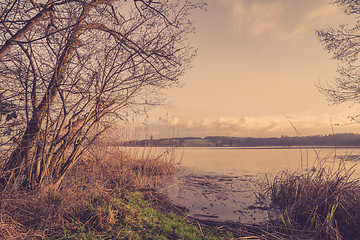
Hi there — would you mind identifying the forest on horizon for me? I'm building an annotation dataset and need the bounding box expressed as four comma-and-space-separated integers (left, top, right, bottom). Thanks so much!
121, 133, 360, 147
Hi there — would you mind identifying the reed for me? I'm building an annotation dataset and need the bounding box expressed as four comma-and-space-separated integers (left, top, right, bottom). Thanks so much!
262, 158, 360, 239
64, 144, 178, 190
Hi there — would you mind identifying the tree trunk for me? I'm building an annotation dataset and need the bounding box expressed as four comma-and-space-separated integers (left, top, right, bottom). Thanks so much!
3, 4, 92, 189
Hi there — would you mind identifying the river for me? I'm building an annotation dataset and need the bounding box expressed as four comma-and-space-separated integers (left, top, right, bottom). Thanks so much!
157, 147, 360, 224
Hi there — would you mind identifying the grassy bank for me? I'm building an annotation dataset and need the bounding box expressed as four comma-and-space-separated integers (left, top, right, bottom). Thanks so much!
0, 187, 233, 239
0, 146, 236, 239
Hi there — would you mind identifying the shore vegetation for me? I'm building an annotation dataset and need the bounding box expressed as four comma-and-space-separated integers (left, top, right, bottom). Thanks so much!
259, 155, 360, 240
0, 143, 234, 239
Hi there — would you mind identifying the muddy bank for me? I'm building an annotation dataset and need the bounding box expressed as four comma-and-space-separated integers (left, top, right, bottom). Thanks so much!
159, 170, 275, 224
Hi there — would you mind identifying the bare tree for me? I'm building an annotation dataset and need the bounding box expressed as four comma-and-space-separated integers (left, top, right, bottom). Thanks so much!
0, 0, 203, 190
317, 1, 360, 111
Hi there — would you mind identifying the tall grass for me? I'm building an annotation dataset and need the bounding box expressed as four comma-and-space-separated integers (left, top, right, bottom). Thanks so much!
0, 142, 181, 239
262, 157, 360, 239
64, 143, 178, 190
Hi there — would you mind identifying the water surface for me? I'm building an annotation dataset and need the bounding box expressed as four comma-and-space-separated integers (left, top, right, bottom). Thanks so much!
159, 147, 360, 223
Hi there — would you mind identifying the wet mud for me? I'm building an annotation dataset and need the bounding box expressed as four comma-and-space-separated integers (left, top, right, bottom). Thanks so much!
159, 171, 274, 224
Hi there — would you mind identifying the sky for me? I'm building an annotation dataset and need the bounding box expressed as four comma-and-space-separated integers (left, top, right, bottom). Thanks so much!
126, 0, 360, 139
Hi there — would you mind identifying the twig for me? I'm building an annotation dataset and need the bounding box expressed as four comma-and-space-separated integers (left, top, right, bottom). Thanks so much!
196, 221, 204, 237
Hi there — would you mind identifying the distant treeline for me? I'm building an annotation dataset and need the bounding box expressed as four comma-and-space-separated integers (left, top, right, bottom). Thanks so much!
120, 133, 360, 147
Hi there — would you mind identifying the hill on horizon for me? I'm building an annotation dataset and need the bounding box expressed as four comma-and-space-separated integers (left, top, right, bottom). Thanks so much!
120, 133, 360, 147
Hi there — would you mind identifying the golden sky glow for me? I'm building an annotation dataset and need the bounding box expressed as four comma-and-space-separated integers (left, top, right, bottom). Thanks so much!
134, 0, 360, 138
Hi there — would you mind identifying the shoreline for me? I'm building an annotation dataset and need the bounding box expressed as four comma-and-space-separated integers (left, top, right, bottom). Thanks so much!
123, 145, 360, 149
158, 172, 271, 224
181, 146, 360, 149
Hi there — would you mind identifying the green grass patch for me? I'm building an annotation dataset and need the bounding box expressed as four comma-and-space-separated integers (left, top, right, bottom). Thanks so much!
182, 139, 216, 147
51, 189, 232, 239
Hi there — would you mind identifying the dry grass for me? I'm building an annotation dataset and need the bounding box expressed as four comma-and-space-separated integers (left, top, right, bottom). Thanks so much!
261, 160, 360, 240
64, 145, 178, 190
0, 144, 180, 239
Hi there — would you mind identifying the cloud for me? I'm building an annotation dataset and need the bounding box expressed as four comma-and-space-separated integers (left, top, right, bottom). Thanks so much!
219, 0, 340, 41
126, 113, 357, 140
169, 117, 179, 126
225, 0, 285, 37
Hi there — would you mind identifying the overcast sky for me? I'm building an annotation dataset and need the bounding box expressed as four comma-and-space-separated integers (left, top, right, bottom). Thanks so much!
126, 0, 360, 139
